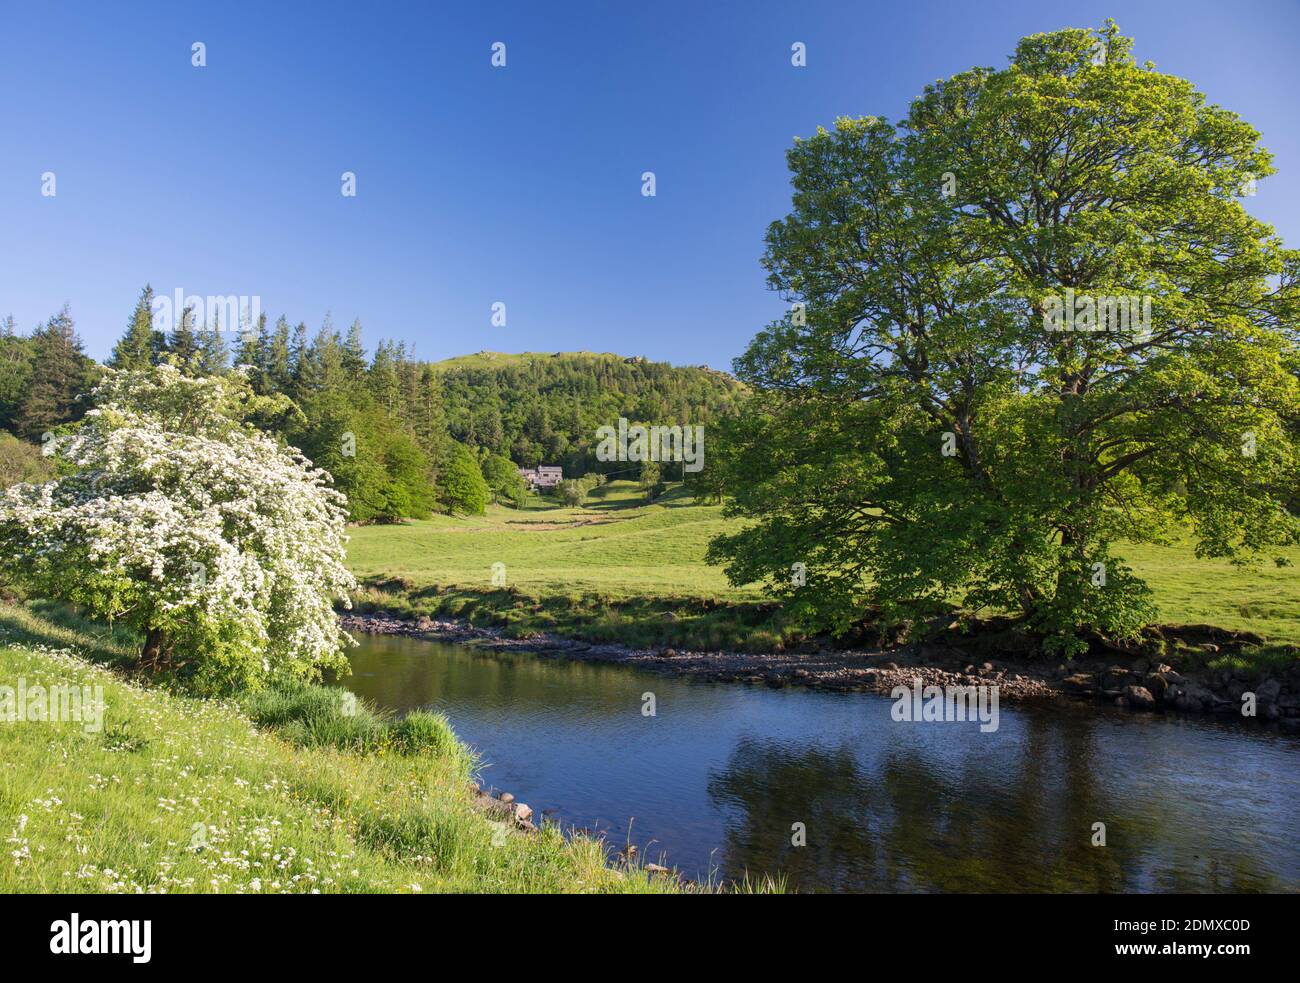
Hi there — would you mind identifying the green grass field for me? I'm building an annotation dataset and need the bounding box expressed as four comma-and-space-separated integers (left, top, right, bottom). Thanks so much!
347, 482, 783, 650
346, 481, 1300, 650
0, 602, 690, 894
352, 482, 754, 600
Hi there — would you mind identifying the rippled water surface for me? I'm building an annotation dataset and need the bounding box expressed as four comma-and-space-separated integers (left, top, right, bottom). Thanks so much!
344, 632, 1300, 892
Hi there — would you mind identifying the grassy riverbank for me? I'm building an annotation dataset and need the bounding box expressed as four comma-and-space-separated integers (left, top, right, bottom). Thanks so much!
346, 482, 1300, 656
0, 602, 690, 894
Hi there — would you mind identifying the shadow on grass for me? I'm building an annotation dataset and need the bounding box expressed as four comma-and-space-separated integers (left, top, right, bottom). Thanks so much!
349, 576, 796, 652
0, 598, 140, 669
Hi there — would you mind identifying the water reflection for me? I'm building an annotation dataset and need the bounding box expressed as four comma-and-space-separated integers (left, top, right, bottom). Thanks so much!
707, 729, 1286, 892
344, 632, 1300, 892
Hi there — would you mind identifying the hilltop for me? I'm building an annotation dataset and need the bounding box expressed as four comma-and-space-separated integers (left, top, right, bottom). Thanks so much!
429, 350, 723, 372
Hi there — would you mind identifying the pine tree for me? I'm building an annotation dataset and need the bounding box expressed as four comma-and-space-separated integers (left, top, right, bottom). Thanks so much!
369, 340, 401, 412
167, 305, 201, 372
198, 312, 229, 375
234, 311, 264, 372
411, 364, 451, 472
290, 320, 308, 388
249, 313, 274, 393
109, 285, 158, 370
341, 319, 367, 381
15, 307, 95, 440
0, 317, 33, 433
296, 326, 343, 396
266, 316, 293, 392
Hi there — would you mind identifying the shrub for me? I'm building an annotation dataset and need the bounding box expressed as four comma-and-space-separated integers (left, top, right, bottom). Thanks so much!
394, 709, 459, 757
0, 366, 357, 692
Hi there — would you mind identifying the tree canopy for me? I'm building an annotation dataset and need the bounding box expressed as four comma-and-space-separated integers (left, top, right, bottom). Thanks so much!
709, 22, 1300, 653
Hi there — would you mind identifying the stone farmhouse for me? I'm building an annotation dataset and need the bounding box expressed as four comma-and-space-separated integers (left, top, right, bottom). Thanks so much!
518, 465, 564, 491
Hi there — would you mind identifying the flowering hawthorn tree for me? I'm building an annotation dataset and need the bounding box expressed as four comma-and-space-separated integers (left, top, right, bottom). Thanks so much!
0, 365, 356, 692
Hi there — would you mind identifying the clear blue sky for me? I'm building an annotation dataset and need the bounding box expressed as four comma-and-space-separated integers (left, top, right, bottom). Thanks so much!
2, 0, 1298, 368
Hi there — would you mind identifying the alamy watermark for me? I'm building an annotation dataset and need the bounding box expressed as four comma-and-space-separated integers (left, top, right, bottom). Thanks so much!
595, 417, 704, 472
1, 678, 104, 734
50, 914, 151, 963
151, 288, 261, 335
1042, 288, 1152, 341
890, 677, 999, 732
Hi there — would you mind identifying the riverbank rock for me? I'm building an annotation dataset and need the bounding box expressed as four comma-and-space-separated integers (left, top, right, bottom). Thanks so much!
1123, 685, 1156, 710
1101, 665, 1134, 689
1063, 673, 1097, 696
1170, 681, 1216, 712
469, 788, 537, 833
1143, 673, 1169, 700
1254, 678, 1282, 706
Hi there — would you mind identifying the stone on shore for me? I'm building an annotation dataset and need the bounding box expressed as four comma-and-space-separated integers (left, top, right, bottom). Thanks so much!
1063, 673, 1097, 695
1143, 673, 1169, 699
1255, 678, 1281, 705
1123, 685, 1156, 710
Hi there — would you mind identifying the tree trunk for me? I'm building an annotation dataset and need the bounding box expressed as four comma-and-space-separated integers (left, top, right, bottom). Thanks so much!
139, 626, 174, 674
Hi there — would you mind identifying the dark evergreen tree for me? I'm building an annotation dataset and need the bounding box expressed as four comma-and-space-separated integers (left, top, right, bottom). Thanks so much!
266, 316, 293, 392
0, 317, 33, 433
197, 312, 229, 375
109, 285, 158, 370
341, 319, 367, 381
409, 364, 451, 470
368, 340, 401, 412
166, 305, 201, 372
15, 307, 96, 439
233, 311, 266, 377
290, 321, 308, 382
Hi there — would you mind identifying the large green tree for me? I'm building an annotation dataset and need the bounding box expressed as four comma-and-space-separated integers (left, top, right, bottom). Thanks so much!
439, 441, 489, 515
709, 23, 1300, 653
292, 388, 435, 524
480, 451, 527, 505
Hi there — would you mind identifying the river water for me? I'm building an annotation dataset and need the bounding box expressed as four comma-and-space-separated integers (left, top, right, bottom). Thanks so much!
344, 632, 1300, 892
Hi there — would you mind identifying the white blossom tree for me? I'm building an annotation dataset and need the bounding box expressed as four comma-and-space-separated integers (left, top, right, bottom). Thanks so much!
0, 365, 356, 692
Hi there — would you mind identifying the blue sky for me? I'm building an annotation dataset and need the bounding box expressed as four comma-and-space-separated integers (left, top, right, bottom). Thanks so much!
2, 0, 1298, 368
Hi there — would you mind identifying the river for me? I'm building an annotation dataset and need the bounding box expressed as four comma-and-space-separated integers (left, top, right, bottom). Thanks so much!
343, 631, 1300, 892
